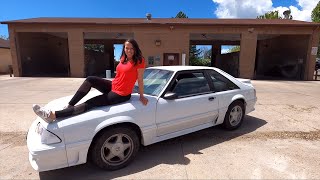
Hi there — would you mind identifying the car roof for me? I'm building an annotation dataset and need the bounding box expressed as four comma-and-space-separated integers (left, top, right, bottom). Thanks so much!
148, 66, 217, 72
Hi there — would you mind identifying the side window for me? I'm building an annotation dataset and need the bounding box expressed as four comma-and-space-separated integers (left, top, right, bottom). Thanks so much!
171, 72, 210, 97
207, 70, 239, 92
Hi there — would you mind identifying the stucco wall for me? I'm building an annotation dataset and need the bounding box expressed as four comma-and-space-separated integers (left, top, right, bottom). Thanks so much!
134, 27, 190, 67
239, 32, 257, 79
7, 23, 319, 80
68, 30, 84, 77
0, 48, 12, 73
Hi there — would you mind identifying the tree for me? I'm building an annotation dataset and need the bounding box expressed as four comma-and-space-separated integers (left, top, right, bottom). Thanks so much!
203, 48, 212, 59
199, 46, 209, 58
257, 10, 282, 19
312, 1, 320, 57
189, 45, 201, 60
283, 10, 293, 19
0, 35, 9, 40
257, 10, 293, 20
189, 45, 212, 66
175, 11, 188, 18
312, 1, 320, 22
228, 46, 240, 53
84, 44, 104, 52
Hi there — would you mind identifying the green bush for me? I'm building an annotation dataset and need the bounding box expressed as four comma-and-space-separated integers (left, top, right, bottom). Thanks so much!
190, 58, 211, 66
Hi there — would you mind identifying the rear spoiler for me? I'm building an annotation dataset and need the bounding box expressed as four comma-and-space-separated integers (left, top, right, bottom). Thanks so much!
236, 78, 252, 85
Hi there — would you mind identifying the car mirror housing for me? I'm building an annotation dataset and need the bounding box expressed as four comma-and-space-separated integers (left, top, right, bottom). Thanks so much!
163, 92, 178, 100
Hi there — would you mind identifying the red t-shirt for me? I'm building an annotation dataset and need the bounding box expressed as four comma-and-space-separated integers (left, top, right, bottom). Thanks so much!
112, 58, 145, 96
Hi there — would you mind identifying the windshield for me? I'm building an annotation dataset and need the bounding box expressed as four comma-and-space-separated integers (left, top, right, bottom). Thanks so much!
133, 69, 173, 96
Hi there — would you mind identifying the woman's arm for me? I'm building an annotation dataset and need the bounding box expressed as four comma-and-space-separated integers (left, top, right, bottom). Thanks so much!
137, 68, 148, 105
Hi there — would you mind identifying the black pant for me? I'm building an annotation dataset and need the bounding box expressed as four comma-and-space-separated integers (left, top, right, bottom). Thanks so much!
55, 76, 131, 118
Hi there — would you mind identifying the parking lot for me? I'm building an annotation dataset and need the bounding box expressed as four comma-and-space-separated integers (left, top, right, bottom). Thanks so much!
0, 75, 320, 179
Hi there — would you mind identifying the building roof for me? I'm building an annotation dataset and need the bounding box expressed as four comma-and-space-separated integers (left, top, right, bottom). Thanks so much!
0, 38, 10, 49
1, 17, 320, 27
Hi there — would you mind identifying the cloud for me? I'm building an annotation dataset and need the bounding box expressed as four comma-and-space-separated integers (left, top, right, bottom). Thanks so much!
212, 0, 319, 21
288, 0, 318, 21
212, 0, 273, 18
221, 45, 236, 54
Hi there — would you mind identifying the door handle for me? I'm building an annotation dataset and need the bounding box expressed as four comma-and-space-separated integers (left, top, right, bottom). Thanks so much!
208, 97, 216, 101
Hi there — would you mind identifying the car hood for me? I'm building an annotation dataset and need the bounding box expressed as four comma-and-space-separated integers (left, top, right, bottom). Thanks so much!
43, 90, 144, 126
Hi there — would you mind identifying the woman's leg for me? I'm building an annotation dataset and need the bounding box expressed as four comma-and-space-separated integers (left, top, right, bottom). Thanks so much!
55, 91, 131, 118
68, 76, 112, 106
32, 76, 112, 123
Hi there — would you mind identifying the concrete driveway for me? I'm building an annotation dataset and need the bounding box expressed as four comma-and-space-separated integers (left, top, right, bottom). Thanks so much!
0, 75, 320, 179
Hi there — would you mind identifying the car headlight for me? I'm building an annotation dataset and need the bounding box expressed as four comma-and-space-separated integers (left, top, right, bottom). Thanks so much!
35, 122, 61, 145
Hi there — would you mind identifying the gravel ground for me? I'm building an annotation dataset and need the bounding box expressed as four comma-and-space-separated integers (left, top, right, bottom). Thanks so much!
0, 76, 320, 179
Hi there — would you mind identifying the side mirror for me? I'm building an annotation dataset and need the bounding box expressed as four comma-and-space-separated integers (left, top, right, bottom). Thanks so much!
163, 92, 178, 100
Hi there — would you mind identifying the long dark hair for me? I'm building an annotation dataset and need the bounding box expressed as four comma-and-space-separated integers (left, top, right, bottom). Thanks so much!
120, 39, 143, 65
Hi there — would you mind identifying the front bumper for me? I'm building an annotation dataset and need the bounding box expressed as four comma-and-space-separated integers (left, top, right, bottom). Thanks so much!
27, 120, 68, 172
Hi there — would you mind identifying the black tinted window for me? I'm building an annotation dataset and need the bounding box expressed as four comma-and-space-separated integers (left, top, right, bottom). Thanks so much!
171, 72, 210, 97
207, 70, 239, 92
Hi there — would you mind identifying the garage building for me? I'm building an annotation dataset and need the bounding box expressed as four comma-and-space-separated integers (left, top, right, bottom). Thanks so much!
1, 17, 319, 80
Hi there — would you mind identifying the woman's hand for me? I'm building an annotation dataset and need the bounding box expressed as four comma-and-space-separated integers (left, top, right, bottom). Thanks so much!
139, 95, 148, 106
137, 68, 148, 106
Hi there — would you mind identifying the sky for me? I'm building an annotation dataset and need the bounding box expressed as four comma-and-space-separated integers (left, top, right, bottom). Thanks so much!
0, 0, 319, 58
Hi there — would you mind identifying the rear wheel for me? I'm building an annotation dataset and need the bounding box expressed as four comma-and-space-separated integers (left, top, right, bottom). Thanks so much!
223, 101, 245, 130
90, 127, 140, 170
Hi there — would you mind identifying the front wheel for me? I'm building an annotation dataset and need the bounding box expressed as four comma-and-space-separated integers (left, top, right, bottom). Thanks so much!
90, 127, 140, 170
223, 101, 245, 130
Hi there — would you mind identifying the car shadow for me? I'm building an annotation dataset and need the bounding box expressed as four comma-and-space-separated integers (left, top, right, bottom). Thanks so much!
39, 115, 267, 180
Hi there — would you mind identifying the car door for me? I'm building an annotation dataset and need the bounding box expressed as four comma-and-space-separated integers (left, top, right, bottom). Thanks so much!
205, 69, 241, 124
155, 70, 219, 136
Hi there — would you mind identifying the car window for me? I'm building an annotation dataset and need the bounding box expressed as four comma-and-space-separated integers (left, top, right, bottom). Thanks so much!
207, 70, 239, 92
133, 69, 173, 96
171, 72, 210, 97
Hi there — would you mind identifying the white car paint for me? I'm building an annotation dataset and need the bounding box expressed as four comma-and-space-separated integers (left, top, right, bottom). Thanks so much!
156, 92, 219, 136
27, 66, 257, 172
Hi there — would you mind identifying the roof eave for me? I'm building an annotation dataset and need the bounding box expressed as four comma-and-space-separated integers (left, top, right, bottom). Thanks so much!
1, 22, 319, 27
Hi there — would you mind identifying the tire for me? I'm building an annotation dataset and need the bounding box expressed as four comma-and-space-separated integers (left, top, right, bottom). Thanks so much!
223, 101, 245, 130
90, 126, 140, 170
